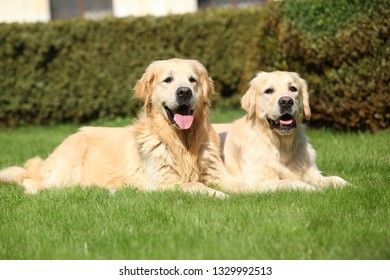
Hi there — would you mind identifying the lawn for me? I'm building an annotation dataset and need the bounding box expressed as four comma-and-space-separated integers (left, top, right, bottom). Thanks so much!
0, 108, 389, 259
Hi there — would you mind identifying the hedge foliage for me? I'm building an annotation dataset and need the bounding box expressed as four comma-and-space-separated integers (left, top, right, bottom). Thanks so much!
0, 0, 388, 131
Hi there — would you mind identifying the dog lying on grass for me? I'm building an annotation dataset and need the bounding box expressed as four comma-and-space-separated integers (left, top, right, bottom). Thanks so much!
214, 71, 348, 191
0, 58, 233, 197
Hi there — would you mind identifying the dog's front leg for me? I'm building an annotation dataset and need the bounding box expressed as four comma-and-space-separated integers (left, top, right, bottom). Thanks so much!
251, 179, 317, 192
181, 182, 228, 199
303, 167, 349, 188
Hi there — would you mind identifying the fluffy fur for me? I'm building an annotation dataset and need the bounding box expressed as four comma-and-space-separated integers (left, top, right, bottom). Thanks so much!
0, 58, 231, 197
214, 71, 348, 191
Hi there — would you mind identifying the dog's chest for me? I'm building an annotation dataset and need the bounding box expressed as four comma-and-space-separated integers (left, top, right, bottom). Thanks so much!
140, 133, 200, 183
278, 139, 310, 174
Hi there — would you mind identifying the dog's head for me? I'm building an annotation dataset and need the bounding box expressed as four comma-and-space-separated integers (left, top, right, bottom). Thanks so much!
241, 71, 311, 135
134, 58, 214, 130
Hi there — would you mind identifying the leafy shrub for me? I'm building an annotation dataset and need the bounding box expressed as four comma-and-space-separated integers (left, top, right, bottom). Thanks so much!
0, 9, 261, 126
0, 1, 388, 131
242, 0, 389, 131
279, 0, 390, 131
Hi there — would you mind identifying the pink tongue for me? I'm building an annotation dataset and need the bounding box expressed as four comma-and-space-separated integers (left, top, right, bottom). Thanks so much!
173, 114, 194, 129
279, 119, 293, 125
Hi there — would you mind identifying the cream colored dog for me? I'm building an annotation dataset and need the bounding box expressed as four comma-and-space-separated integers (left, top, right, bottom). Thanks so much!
215, 71, 348, 191
0, 58, 231, 197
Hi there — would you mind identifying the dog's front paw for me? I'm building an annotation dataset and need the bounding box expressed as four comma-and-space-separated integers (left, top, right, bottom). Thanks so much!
327, 176, 349, 187
24, 186, 39, 195
289, 181, 317, 191
22, 178, 40, 195
213, 190, 229, 199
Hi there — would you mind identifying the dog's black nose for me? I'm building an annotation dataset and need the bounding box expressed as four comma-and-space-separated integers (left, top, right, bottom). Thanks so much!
278, 96, 294, 109
176, 87, 192, 101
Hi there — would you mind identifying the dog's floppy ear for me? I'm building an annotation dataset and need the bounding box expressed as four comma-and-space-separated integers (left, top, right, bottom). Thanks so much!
133, 61, 161, 111
201, 76, 214, 107
241, 76, 258, 120
297, 74, 311, 120
193, 60, 214, 107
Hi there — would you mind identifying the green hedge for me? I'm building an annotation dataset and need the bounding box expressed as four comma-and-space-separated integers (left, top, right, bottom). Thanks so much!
0, 8, 261, 126
280, 0, 390, 131
0, 0, 388, 131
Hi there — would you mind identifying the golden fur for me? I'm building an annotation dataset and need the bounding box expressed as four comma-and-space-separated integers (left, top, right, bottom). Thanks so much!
214, 71, 348, 191
0, 58, 231, 197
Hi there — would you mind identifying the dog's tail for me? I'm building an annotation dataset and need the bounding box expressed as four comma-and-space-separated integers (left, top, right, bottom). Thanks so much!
1, 157, 45, 194
0, 157, 43, 184
0, 165, 27, 184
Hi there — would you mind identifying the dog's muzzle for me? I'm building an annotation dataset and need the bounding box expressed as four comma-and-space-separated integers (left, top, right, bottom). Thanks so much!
266, 96, 297, 135
267, 113, 297, 135
176, 87, 193, 104
163, 87, 195, 130
279, 96, 294, 114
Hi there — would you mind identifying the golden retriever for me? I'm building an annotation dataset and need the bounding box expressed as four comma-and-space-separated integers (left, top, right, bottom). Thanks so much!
214, 71, 348, 191
0, 58, 229, 197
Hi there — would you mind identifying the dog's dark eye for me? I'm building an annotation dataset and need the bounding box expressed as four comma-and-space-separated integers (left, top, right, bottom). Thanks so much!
264, 88, 274, 94
163, 77, 172, 83
289, 86, 297, 92
189, 76, 197, 83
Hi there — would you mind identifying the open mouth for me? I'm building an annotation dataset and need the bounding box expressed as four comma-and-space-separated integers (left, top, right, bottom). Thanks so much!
267, 113, 296, 134
164, 104, 195, 130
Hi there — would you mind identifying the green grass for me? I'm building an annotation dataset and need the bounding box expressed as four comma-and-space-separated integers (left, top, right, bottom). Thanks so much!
0, 108, 389, 260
